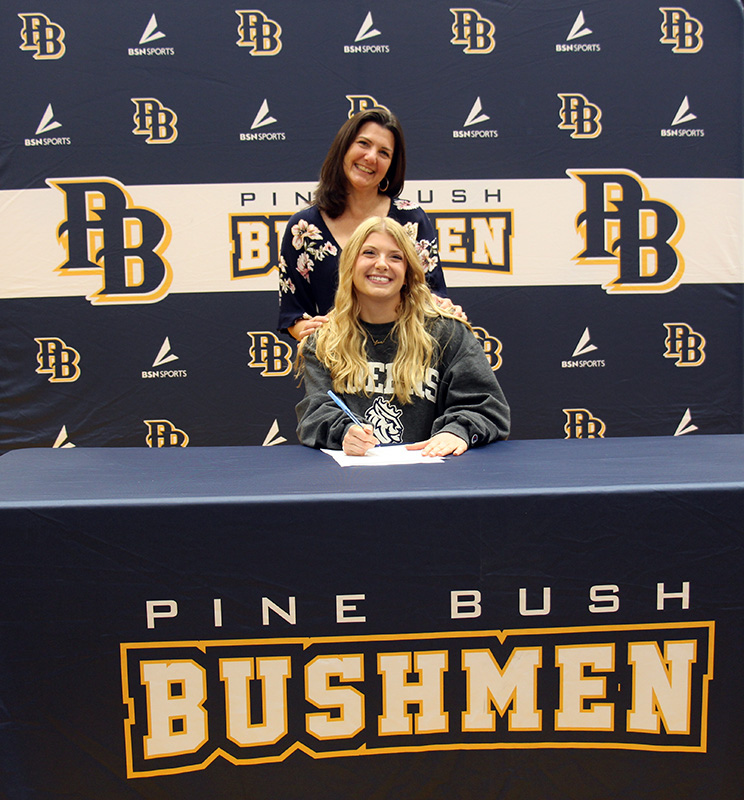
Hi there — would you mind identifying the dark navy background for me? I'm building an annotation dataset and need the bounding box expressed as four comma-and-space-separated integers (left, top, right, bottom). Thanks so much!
0, 0, 742, 452
1, 0, 741, 187
1, 285, 742, 450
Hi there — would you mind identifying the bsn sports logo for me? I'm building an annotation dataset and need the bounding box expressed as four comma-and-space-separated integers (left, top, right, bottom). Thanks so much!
129, 14, 174, 56
236, 10, 282, 55
661, 96, 704, 138
153, 337, 178, 367
36, 103, 61, 135
675, 408, 698, 436
464, 97, 489, 126
53, 426, 75, 448
472, 327, 503, 370
240, 99, 286, 142
18, 13, 65, 59
569, 169, 684, 293
132, 98, 178, 144
567, 10, 592, 40
263, 420, 287, 446
347, 95, 389, 118
558, 94, 602, 139
345, 12, 389, 53
145, 420, 189, 447
452, 97, 499, 139
35, 337, 81, 382
48, 177, 172, 304
142, 338, 188, 379
564, 408, 606, 438
562, 328, 605, 369
355, 11, 380, 41
663, 323, 705, 366
251, 99, 276, 129
25, 104, 71, 147
659, 8, 703, 53
247, 332, 293, 377
450, 8, 495, 54
556, 10, 600, 52
140, 13, 165, 44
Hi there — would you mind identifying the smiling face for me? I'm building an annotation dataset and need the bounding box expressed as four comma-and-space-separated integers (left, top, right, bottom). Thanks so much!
342, 122, 395, 195
351, 230, 407, 321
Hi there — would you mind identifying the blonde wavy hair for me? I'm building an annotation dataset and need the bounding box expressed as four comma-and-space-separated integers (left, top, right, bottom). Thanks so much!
299, 216, 463, 404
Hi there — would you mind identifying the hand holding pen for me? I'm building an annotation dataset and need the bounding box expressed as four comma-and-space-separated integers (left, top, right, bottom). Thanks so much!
327, 390, 378, 456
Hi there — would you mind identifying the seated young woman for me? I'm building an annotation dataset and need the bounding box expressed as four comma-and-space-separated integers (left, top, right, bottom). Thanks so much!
295, 217, 510, 457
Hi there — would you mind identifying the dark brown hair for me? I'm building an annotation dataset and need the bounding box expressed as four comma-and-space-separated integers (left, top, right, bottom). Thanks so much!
313, 107, 407, 218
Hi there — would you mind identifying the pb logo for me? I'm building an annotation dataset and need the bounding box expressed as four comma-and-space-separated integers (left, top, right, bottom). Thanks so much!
48, 177, 172, 304
569, 169, 684, 294
145, 420, 189, 448
557, 94, 602, 139
450, 8, 495, 54
564, 408, 606, 439
18, 13, 66, 60
131, 98, 178, 144
472, 326, 503, 370
663, 323, 706, 366
34, 337, 81, 382
236, 10, 282, 55
660, 8, 703, 53
247, 332, 293, 377
347, 95, 389, 118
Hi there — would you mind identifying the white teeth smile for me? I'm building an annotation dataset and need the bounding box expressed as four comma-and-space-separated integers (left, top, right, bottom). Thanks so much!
356, 164, 374, 174
368, 275, 391, 283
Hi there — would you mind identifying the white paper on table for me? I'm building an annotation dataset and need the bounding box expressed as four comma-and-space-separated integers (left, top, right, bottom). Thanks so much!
321, 444, 447, 467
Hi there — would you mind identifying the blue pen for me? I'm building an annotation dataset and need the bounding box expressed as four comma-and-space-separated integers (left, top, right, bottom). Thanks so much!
327, 390, 365, 428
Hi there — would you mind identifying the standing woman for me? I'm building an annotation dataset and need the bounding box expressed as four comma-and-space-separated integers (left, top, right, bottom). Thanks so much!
278, 107, 453, 341
295, 217, 509, 457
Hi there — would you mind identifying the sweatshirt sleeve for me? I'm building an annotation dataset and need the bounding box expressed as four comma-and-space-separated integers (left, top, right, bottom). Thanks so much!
430, 320, 510, 446
295, 339, 353, 449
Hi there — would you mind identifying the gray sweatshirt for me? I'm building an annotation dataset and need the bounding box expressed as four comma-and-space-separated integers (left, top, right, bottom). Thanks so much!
296, 317, 510, 449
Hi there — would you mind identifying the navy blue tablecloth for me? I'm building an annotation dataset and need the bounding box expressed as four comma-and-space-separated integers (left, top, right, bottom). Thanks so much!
0, 436, 742, 799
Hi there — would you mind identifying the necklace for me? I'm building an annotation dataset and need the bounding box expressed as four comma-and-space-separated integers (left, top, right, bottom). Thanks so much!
369, 325, 395, 346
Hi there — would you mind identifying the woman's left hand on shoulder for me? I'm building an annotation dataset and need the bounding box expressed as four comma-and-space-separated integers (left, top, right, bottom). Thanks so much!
406, 432, 468, 457
432, 293, 468, 322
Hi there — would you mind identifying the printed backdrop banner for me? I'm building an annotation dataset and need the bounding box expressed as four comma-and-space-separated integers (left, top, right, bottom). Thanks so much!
1, 0, 743, 450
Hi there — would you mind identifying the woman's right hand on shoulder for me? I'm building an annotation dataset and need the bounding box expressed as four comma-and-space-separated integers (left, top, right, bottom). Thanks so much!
289, 315, 329, 341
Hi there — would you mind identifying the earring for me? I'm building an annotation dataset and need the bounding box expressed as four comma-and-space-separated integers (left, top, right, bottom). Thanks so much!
378, 178, 389, 192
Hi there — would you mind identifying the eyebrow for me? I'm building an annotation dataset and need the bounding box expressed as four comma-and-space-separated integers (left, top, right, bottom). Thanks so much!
358, 136, 392, 154
362, 244, 403, 254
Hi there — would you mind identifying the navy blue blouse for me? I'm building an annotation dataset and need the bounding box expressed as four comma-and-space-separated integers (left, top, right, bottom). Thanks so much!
277, 198, 447, 332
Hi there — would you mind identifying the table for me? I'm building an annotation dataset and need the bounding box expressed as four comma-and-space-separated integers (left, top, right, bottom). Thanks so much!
1, 436, 742, 798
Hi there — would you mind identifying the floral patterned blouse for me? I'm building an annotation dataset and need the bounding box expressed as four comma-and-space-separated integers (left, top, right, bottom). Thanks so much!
277, 199, 447, 332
